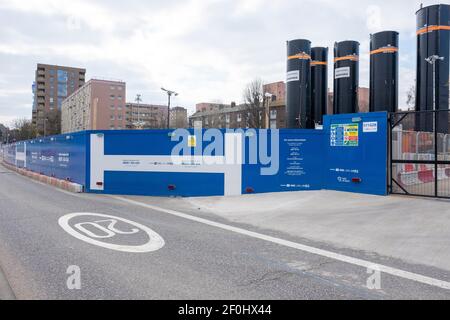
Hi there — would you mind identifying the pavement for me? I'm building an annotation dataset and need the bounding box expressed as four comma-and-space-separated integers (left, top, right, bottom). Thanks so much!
0, 164, 450, 299
176, 191, 450, 271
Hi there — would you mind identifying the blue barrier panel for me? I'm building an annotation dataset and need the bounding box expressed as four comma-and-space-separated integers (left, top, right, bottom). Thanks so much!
3, 143, 16, 165
88, 129, 226, 196
3, 133, 88, 185
241, 129, 325, 194
323, 112, 388, 196
86, 129, 325, 197
2, 112, 389, 197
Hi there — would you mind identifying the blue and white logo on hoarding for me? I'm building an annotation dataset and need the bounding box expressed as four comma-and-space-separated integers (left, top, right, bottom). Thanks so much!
363, 122, 378, 133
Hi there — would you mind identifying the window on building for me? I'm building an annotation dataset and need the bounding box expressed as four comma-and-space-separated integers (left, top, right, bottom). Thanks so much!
118, 96, 123, 101
117, 106, 122, 111
237, 114, 242, 122
57, 70, 68, 82
117, 86, 123, 91
58, 83, 67, 97
110, 86, 115, 90
110, 95, 115, 100
226, 114, 230, 123
110, 115, 115, 120
270, 110, 277, 120
110, 105, 115, 110
118, 115, 122, 120
57, 98, 64, 110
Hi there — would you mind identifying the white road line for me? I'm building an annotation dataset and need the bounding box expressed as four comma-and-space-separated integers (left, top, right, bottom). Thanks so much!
0, 264, 15, 300
113, 196, 450, 291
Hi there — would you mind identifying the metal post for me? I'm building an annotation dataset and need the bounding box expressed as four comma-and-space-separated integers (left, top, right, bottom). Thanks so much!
43, 118, 47, 137
425, 55, 444, 197
264, 93, 273, 129
435, 110, 438, 197
136, 94, 142, 126
161, 88, 178, 129
167, 93, 171, 129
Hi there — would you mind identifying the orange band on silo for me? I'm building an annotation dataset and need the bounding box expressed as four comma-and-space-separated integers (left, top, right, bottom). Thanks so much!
334, 55, 359, 63
370, 47, 399, 55
311, 61, 327, 66
417, 25, 450, 35
288, 53, 311, 60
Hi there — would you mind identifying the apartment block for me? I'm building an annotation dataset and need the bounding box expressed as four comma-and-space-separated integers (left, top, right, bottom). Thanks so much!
32, 63, 86, 136
263, 81, 286, 102
195, 102, 231, 113
61, 79, 126, 133
125, 103, 168, 129
169, 107, 188, 128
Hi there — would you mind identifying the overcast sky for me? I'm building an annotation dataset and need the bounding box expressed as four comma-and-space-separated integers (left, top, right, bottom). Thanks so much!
0, 0, 441, 125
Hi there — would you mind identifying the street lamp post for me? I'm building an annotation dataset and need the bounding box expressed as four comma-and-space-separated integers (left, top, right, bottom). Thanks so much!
43, 118, 48, 137
161, 88, 178, 129
425, 55, 444, 198
133, 94, 144, 129
264, 93, 274, 129
425, 55, 445, 131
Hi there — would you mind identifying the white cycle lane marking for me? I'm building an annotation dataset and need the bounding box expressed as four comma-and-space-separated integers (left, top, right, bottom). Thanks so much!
113, 196, 450, 291
58, 213, 165, 253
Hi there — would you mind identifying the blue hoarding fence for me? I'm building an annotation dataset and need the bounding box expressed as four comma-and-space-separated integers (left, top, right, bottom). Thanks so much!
1, 112, 388, 197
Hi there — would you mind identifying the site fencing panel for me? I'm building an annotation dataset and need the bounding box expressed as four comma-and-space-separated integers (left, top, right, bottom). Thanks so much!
390, 110, 450, 198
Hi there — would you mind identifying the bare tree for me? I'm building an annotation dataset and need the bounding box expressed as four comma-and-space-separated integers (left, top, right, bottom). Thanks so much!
0, 123, 8, 143
45, 111, 61, 136
406, 84, 415, 111
11, 118, 37, 141
243, 78, 264, 128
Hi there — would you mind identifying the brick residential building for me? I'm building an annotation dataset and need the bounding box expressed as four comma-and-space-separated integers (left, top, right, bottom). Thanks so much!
327, 87, 370, 114
195, 102, 231, 113
189, 103, 263, 129
32, 63, 86, 136
358, 87, 370, 113
125, 103, 168, 129
263, 81, 286, 102
189, 82, 369, 129
61, 79, 126, 133
169, 107, 188, 128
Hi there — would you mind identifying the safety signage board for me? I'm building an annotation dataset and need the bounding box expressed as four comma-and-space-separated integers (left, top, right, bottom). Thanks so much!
363, 122, 378, 133
188, 135, 197, 147
330, 123, 359, 147
286, 70, 300, 82
335, 67, 350, 79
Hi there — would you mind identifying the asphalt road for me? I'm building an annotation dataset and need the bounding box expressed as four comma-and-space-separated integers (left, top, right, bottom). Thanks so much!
0, 165, 450, 300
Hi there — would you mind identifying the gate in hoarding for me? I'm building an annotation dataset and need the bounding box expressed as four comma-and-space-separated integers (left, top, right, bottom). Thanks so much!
390, 110, 450, 198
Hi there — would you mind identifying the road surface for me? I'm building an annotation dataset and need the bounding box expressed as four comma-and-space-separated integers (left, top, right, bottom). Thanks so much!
0, 165, 449, 299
